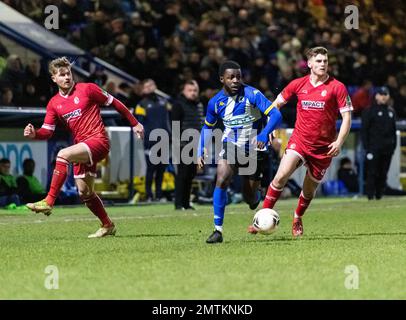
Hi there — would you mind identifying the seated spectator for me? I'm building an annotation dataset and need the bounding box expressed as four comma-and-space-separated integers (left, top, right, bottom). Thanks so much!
0, 54, 25, 96
337, 157, 359, 193
18, 82, 42, 106
0, 158, 21, 207
1, 87, 15, 106
17, 158, 46, 204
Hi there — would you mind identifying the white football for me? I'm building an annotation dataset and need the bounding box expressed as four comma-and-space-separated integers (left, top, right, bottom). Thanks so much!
252, 208, 280, 234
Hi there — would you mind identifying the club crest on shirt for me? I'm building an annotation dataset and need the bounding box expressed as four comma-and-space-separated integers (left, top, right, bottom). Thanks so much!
74, 97, 80, 104
321, 90, 327, 97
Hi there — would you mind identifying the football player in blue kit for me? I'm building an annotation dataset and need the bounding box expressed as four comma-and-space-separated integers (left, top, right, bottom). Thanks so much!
197, 61, 283, 243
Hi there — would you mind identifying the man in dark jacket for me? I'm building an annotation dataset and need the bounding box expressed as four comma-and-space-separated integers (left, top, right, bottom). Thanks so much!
135, 79, 171, 201
171, 80, 204, 210
361, 86, 397, 200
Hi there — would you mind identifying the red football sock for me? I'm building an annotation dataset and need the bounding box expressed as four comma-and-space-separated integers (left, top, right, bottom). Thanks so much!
295, 192, 312, 217
45, 156, 69, 206
263, 182, 283, 209
82, 193, 112, 226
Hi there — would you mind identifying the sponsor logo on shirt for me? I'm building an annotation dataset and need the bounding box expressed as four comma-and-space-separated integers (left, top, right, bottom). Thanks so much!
62, 108, 82, 122
301, 100, 325, 110
223, 115, 256, 127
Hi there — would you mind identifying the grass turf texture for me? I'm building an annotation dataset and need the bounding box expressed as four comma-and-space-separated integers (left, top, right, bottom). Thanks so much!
0, 196, 405, 299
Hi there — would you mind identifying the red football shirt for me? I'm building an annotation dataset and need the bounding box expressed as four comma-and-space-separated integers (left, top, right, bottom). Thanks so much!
41, 83, 113, 143
280, 75, 353, 148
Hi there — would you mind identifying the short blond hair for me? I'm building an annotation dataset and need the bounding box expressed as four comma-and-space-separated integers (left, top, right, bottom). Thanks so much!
48, 56, 71, 75
305, 46, 328, 60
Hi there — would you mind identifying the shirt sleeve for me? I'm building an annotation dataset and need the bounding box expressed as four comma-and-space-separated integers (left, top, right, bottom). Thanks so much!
280, 79, 299, 102
86, 83, 113, 106
250, 88, 273, 116
204, 98, 217, 127
336, 83, 353, 113
41, 101, 58, 132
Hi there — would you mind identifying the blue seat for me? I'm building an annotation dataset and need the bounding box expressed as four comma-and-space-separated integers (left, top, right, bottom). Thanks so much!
322, 180, 349, 196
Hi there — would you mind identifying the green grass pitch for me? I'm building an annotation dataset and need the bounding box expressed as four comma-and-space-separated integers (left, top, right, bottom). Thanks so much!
0, 196, 405, 299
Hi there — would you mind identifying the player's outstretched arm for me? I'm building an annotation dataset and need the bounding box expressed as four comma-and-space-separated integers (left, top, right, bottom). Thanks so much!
197, 124, 213, 169
110, 97, 144, 139
23, 123, 54, 140
327, 111, 352, 157
87, 83, 144, 139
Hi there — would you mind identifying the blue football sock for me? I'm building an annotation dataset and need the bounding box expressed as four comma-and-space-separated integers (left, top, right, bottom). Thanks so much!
213, 187, 228, 231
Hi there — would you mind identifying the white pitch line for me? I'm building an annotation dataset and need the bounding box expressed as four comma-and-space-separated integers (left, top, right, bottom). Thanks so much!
0, 210, 246, 226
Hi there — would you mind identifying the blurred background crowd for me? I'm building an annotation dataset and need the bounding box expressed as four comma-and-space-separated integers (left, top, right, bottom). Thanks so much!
0, 0, 405, 125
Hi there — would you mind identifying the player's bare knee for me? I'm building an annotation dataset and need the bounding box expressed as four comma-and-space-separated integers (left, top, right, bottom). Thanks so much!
302, 187, 316, 199
57, 149, 71, 161
273, 175, 287, 189
77, 187, 92, 199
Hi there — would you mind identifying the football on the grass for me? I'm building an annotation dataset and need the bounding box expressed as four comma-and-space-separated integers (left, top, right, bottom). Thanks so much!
252, 208, 280, 234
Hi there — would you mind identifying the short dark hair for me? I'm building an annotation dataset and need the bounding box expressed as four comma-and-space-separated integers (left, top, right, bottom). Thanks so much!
340, 157, 351, 167
0, 158, 10, 165
181, 79, 198, 90
219, 60, 241, 77
23, 158, 35, 167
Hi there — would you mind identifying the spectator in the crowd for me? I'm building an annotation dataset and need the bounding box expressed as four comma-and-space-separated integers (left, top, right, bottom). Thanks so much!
131, 47, 148, 79
0, 158, 21, 207
18, 82, 42, 106
171, 80, 204, 210
157, 2, 180, 38
127, 81, 143, 108
24, 58, 50, 104
17, 158, 46, 203
1, 87, 15, 106
110, 44, 132, 72
59, 0, 86, 34
135, 79, 171, 202
361, 86, 397, 200
351, 79, 373, 117
82, 10, 111, 51
337, 157, 359, 193
88, 65, 108, 88
145, 47, 164, 82
0, 54, 25, 96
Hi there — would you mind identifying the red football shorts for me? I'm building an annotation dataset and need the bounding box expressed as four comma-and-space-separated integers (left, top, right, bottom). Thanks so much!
73, 136, 110, 179
285, 135, 332, 183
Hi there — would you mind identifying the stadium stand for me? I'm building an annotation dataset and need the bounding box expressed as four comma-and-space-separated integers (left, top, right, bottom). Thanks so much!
0, 0, 405, 120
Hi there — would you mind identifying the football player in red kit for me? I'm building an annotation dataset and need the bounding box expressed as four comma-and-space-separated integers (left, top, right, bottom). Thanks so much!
23, 57, 144, 238
248, 46, 353, 237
